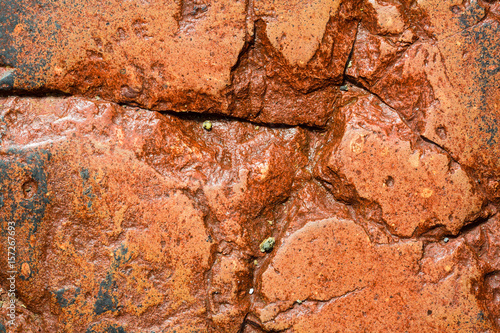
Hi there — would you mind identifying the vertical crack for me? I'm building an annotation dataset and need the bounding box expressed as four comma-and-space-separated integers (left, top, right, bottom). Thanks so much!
341, 21, 361, 82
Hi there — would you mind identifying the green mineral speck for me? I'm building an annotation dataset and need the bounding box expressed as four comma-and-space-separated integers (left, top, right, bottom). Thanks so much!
259, 237, 275, 253
203, 120, 212, 131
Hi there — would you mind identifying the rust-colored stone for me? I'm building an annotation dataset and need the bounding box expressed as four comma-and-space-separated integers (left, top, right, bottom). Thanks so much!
0, 0, 499, 332
0, 0, 360, 126
348, 2, 500, 199
315, 90, 484, 237
257, 218, 493, 332
0, 96, 307, 332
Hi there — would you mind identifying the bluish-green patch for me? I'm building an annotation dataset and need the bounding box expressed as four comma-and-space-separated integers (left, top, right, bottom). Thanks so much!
53, 287, 81, 308
0, 148, 50, 279
0, 149, 50, 233
80, 168, 90, 181
80, 167, 95, 209
93, 245, 130, 315
94, 273, 119, 315
0, 0, 62, 89
86, 323, 127, 333
463, 20, 500, 148
0, 0, 21, 67
458, 0, 485, 31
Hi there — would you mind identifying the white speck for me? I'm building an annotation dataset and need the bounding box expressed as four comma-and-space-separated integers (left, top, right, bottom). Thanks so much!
249, 288, 254, 295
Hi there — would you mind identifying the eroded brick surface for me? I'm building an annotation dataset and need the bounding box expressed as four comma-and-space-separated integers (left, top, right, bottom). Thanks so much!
315, 90, 484, 237
258, 218, 492, 332
0, 0, 499, 332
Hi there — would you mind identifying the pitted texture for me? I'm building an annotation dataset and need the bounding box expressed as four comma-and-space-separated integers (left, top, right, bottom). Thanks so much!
0, 0, 499, 332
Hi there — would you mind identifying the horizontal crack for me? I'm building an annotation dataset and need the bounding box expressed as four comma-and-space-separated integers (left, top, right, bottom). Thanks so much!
156, 108, 326, 131
0, 89, 328, 131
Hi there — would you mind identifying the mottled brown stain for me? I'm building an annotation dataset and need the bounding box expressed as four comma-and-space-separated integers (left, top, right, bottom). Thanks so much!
0, 0, 499, 332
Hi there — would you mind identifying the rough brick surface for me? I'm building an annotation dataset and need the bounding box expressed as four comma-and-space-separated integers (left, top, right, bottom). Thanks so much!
0, 0, 499, 332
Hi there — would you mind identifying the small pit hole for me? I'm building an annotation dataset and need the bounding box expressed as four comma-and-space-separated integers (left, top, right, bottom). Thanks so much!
436, 126, 447, 140
384, 176, 395, 188
450, 5, 462, 14
22, 180, 37, 199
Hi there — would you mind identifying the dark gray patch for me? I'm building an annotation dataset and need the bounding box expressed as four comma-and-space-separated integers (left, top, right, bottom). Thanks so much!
464, 20, 500, 148
93, 273, 118, 315
93, 245, 130, 315
0, 0, 21, 67
458, 0, 486, 31
53, 287, 80, 308
86, 323, 127, 333
0, 149, 50, 238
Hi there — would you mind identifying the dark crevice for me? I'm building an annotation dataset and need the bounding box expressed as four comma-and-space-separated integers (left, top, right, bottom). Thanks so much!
415, 223, 448, 241
459, 213, 494, 235
156, 108, 325, 132
344, 76, 395, 109
229, 20, 256, 77
1, 14, 346, 131
237, 313, 257, 333
315, 174, 403, 244
419, 134, 460, 165
485, 270, 500, 280
341, 21, 361, 82
417, 212, 495, 245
